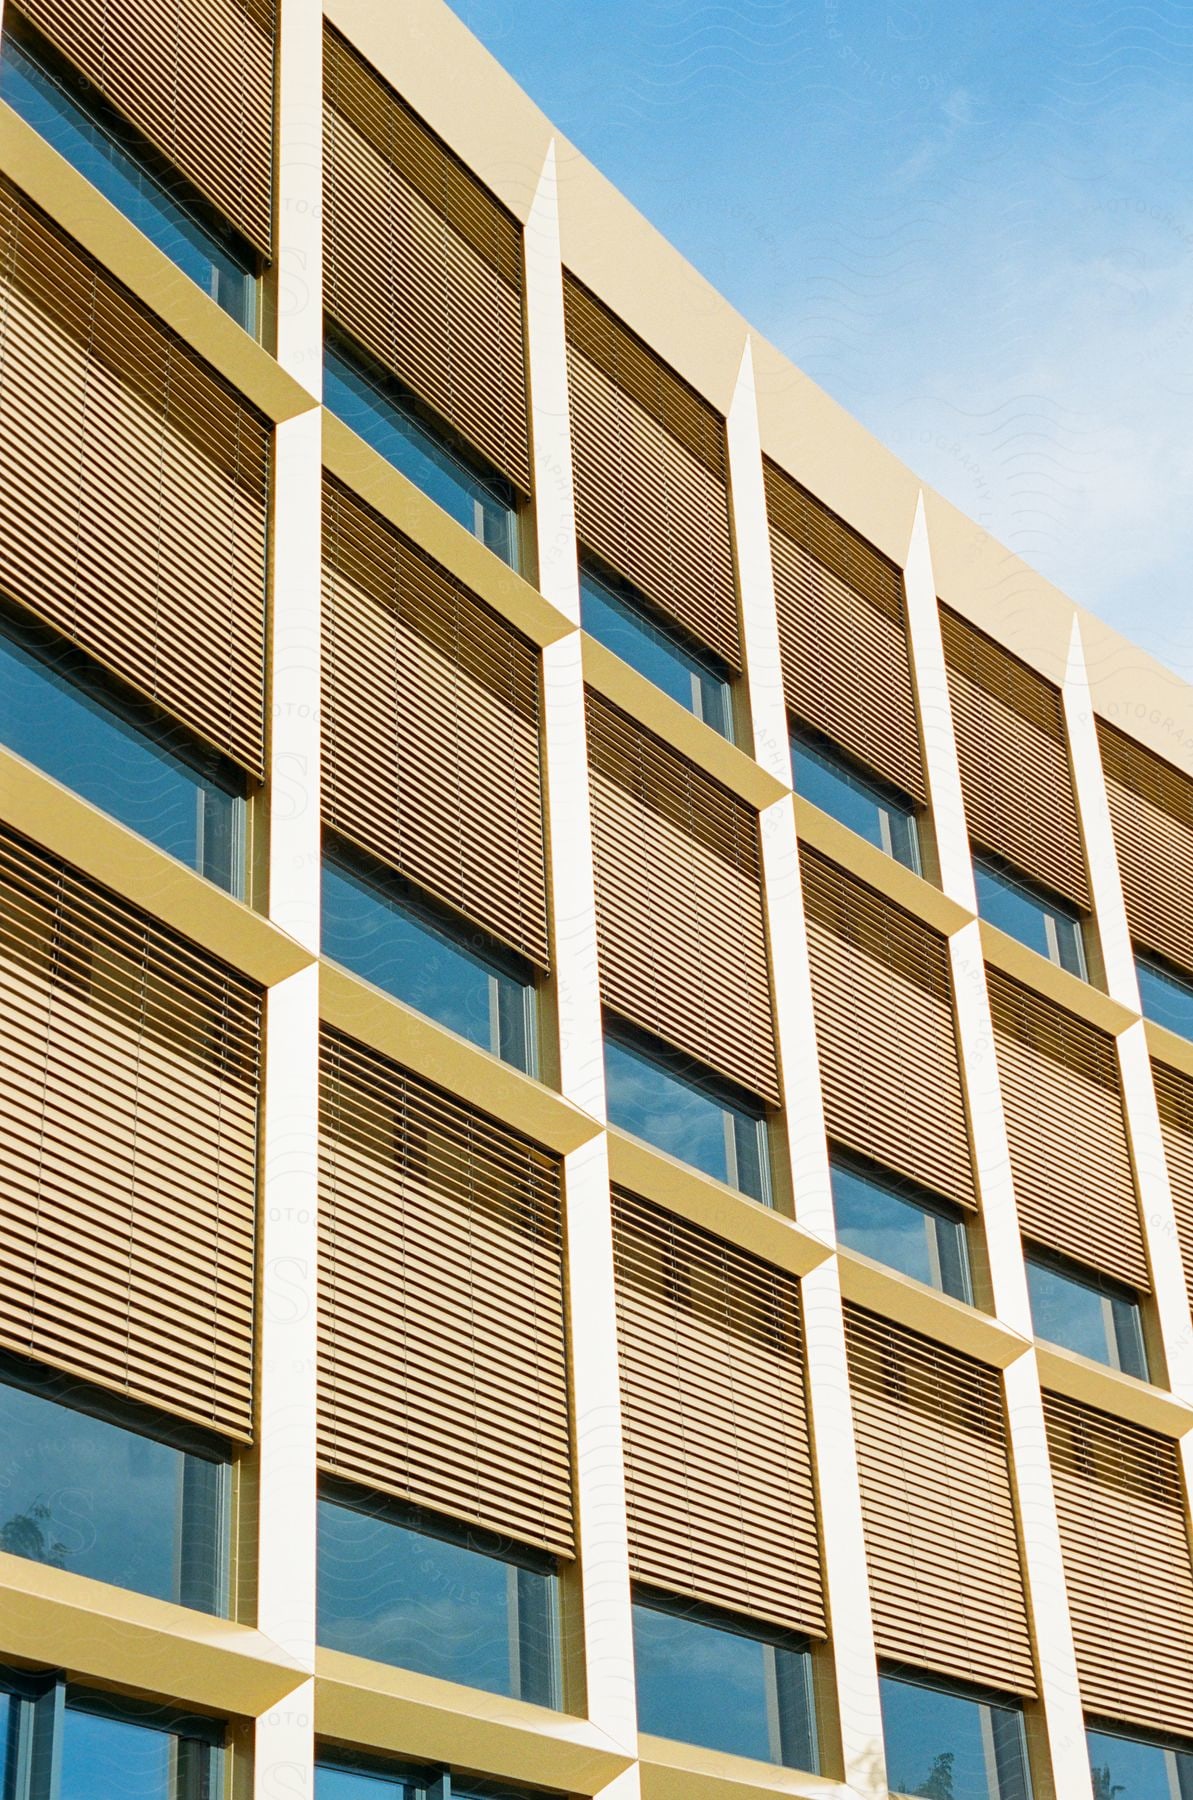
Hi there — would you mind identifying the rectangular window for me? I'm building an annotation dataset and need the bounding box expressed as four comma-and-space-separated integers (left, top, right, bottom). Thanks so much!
580, 563, 734, 739
0, 1355, 230, 1614
1088, 1723, 1193, 1800
0, 1670, 225, 1800
0, 16, 256, 332
632, 1591, 818, 1769
831, 1155, 971, 1302
604, 1022, 770, 1202
1026, 1250, 1148, 1380
317, 1755, 535, 1799
1138, 951, 1193, 1042
974, 853, 1087, 978
324, 333, 519, 568
881, 1668, 1032, 1800
322, 845, 536, 1073
792, 728, 920, 871
317, 1482, 560, 1708
0, 609, 246, 895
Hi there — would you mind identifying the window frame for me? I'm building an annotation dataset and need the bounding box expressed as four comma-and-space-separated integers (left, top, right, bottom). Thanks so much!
632, 1585, 819, 1772
973, 850, 1087, 979
1136, 948, 1193, 1042
790, 725, 921, 872
579, 558, 735, 740
1024, 1247, 1149, 1381
880, 1663, 1033, 1800
830, 1151, 973, 1303
1086, 1718, 1193, 1800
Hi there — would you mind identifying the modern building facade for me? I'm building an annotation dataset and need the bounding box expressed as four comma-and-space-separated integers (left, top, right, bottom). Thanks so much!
1, 0, 1193, 1796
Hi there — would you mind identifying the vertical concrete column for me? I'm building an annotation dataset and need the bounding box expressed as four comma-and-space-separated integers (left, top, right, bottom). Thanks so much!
1061, 622, 1193, 1395
903, 498, 1089, 1800
727, 342, 886, 1796
524, 143, 638, 1777
255, 2, 323, 1793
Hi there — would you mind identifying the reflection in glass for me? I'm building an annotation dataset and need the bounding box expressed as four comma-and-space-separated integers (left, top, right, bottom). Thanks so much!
1137, 952, 1193, 1042
61, 1693, 223, 1800
580, 565, 734, 739
324, 336, 519, 567
881, 1669, 1031, 1800
1026, 1252, 1148, 1379
973, 854, 1087, 978
632, 1594, 817, 1769
317, 1762, 418, 1799
318, 1484, 560, 1707
831, 1156, 971, 1301
0, 615, 246, 895
0, 1360, 228, 1613
1088, 1724, 1193, 1800
604, 1024, 770, 1202
0, 20, 256, 330
322, 847, 536, 1073
792, 729, 920, 871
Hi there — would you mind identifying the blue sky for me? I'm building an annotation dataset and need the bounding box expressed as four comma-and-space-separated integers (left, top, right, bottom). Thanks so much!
453, 0, 1193, 680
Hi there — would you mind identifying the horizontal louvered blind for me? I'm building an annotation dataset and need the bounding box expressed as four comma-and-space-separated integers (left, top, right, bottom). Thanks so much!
319, 1028, 573, 1555
0, 181, 270, 774
1153, 1061, 1193, 1311
765, 460, 924, 801
846, 1306, 1035, 1694
801, 849, 973, 1206
324, 28, 530, 492
1046, 1391, 1193, 1735
941, 608, 1088, 908
564, 275, 739, 669
987, 969, 1145, 1288
322, 480, 549, 965
16, 0, 275, 254
612, 1190, 825, 1635
0, 828, 259, 1438
586, 693, 778, 1103
1098, 721, 1193, 976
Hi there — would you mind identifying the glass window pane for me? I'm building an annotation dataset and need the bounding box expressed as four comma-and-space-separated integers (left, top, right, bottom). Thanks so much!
0, 621, 245, 895
580, 568, 734, 740
0, 24, 255, 330
604, 1028, 769, 1202
317, 1492, 559, 1707
1138, 954, 1193, 1042
832, 1159, 971, 1302
322, 852, 535, 1073
1088, 1727, 1190, 1800
0, 1371, 227, 1612
791, 731, 920, 871
881, 1672, 1029, 1800
60, 1702, 220, 1800
1026, 1255, 1148, 1379
632, 1598, 816, 1769
324, 338, 518, 566
316, 1762, 415, 1799
973, 857, 1086, 977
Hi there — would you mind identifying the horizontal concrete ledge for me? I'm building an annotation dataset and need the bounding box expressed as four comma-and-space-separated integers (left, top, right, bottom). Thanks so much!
640, 1731, 866, 1800
979, 920, 1139, 1039
581, 635, 790, 813
322, 412, 576, 650
0, 104, 318, 423
838, 1249, 1031, 1371
319, 959, 604, 1157
0, 1554, 307, 1716
608, 1129, 833, 1280
316, 1649, 633, 1794
792, 799, 972, 942
0, 749, 314, 988
1035, 1342, 1193, 1439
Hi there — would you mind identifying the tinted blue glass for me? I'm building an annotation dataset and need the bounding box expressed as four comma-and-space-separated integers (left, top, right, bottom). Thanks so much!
324, 341, 517, 566
632, 1602, 815, 1768
1026, 1257, 1148, 1379
1088, 1728, 1193, 1800
318, 1496, 558, 1705
580, 570, 733, 738
322, 856, 534, 1071
604, 1030, 768, 1201
881, 1674, 1029, 1800
1138, 954, 1193, 1041
316, 1766, 413, 1799
831, 1162, 970, 1300
0, 29, 254, 330
974, 858, 1085, 977
791, 734, 919, 869
0, 1376, 226, 1611
0, 627, 244, 894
